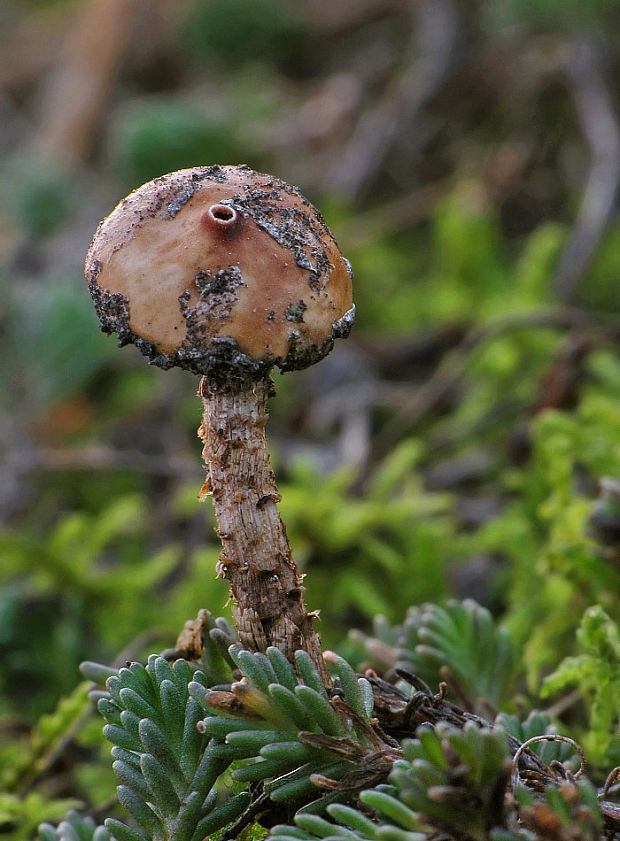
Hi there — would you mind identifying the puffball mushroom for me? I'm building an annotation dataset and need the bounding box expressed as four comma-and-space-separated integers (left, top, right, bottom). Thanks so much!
85, 164, 354, 682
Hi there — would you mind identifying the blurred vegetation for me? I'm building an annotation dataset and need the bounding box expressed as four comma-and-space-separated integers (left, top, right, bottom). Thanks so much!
0, 0, 620, 837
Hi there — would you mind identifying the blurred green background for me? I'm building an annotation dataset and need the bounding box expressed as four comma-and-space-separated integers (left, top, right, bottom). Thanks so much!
1, 0, 620, 833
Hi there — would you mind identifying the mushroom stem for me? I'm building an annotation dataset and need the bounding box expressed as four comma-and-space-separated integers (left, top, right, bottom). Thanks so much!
198, 375, 329, 685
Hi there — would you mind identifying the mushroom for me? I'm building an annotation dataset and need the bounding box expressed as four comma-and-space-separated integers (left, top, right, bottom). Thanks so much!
85, 164, 354, 682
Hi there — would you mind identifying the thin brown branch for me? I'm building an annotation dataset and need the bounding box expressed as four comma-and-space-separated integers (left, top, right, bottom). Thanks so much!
3, 444, 199, 478
32, 0, 141, 164
552, 38, 620, 303
328, 0, 459, 200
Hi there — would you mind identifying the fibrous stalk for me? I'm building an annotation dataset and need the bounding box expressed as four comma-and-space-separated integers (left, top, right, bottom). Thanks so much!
198, 375, 329, 684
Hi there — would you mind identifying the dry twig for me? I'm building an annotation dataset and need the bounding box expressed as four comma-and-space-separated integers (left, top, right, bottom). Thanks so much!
552, 38, 620, 303
328, 0, 459, 200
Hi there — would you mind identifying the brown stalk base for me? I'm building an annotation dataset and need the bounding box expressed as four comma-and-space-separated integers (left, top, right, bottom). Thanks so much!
198, 375, 329, 685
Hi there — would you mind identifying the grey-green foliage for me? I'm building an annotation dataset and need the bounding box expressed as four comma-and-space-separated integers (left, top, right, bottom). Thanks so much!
270, 800, 427, 841
270, 720, 604, 841
38, 606, 611, 841
269, 721, 516, 841
63, 641, 381, 841
514, 777, 602, 840
191, 646, 380, 810
39, 810, 110, 841
167, 608, 239, 688
354, 599, 516, 713
388, 722, 511, 838
88, 655, 249, 841
398, 601, 516, 711
495, 710, 578, 768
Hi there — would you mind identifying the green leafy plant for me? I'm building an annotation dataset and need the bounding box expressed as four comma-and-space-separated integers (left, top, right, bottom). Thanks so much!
281, 447, 454, 631
268, 720, 605, 841
194, 646, 384, 808
0, 492, 226, 720
542, 606, 620, 765
514, 778, 603, 841
495, 711, 577, 768
85, 656, 250, 841
21, 335, 620, 840
2, 4, 620, 839
472, 387, 620, 689
384, 721, 512, 839
31, 597, 619, 841
351, 599, 516, 715
112, 102, 246, 189
39, 811, 110, 841
0, 682, 91, 841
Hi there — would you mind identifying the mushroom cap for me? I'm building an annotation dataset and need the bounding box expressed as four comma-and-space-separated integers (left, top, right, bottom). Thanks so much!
85, 164, 354, 380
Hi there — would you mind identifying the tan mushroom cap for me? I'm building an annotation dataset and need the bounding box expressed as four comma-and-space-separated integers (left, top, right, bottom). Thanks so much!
85, 165, 354, 376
